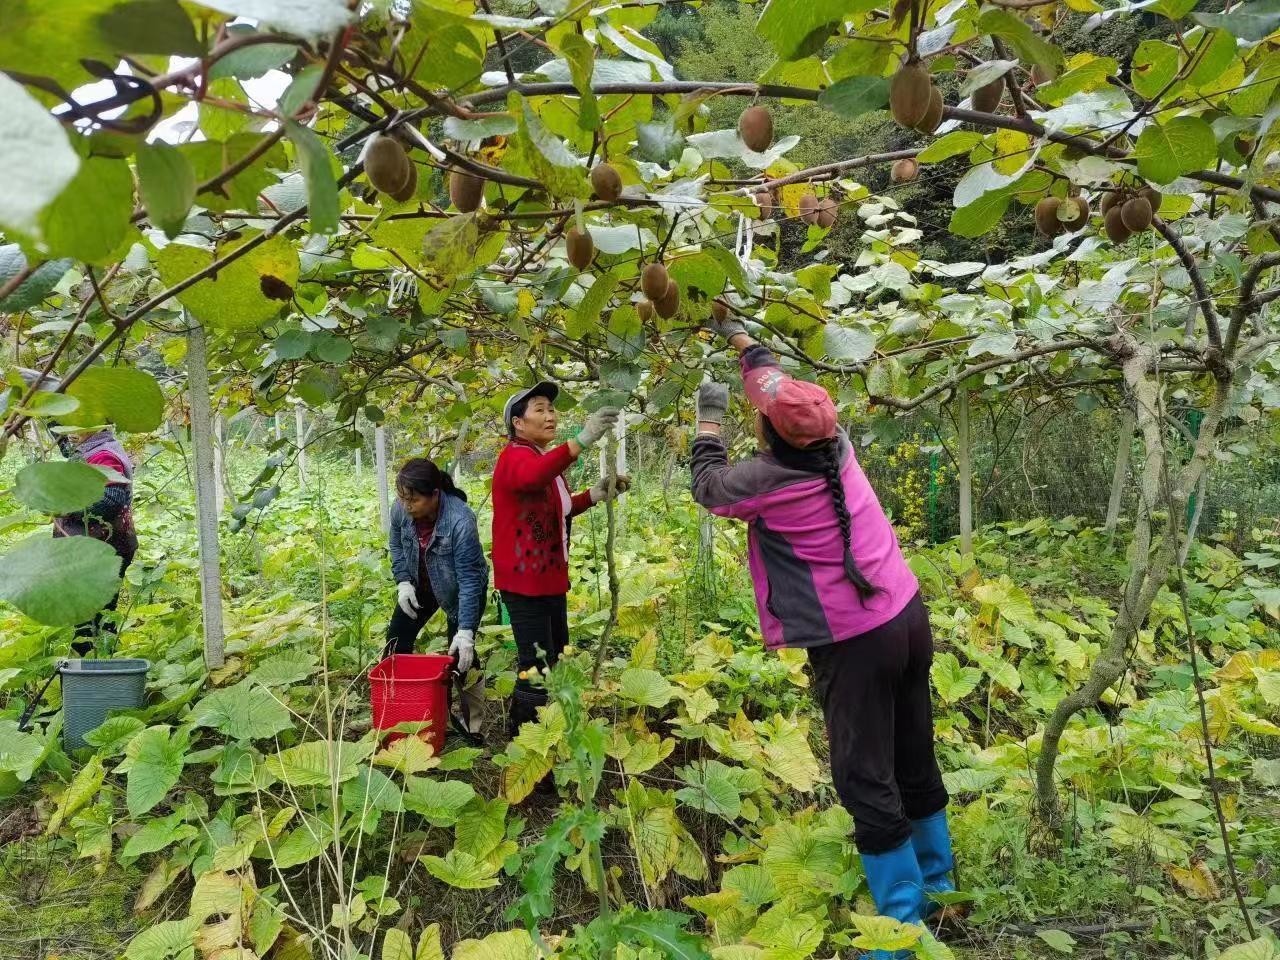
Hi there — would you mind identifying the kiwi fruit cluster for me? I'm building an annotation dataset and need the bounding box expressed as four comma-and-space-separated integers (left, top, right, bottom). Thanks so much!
799, 192, 839, 228
366, 135, 418, 202
566, 226, 594, 270
739, 105, 774, 152
891, 158, 919, 184
890, 59, 944, 134
1033, 195, 1090, 237
590, 162, 622, 202
970, 71, 1004, 114
753, 188, 777, 218
640, 262, 680, 319
449, 169, 484, 213
1100, 187, 1161, 243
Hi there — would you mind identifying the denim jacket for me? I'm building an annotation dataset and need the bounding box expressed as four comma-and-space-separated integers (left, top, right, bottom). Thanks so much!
389, 492, 489, 631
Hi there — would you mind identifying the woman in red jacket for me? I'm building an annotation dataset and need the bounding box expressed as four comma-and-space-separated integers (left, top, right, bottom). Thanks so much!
492, 382, 628, 731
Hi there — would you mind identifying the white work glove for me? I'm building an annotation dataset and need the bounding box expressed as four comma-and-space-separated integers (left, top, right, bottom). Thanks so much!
449, 629, 475, 673
396, 582, 420, 618
576, 407, 620, 449
590, 474, 631, 503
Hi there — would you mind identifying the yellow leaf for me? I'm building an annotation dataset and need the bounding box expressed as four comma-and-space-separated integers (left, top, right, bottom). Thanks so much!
502, 748, 554, 803
1167, 861, 1221, 900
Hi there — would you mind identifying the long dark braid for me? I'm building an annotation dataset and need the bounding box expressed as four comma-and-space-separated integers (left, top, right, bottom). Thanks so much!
762, 418, 879, 602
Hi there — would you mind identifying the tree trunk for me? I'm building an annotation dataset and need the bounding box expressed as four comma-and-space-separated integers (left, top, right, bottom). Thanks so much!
295, 405, 308, 489
1104, 407, 1136, 536
1034, 346, 1231, 826
1180, 471, 1209, 566
185, 318, 226, 670
355, 445, 363, 479
957, 390, 973, 555
212, 413, 227, 515
375, 424, 390, 536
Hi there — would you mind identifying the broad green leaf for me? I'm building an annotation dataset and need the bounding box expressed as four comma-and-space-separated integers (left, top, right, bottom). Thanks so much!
1036, 929, 1078, 954
451, 930, 536, 960
124, 726, 186, 817
757, 0, 863, 61
267, 817, 334, 868
1131, 41, 1180, 100
559, 33, 599, 131
62, 366, 165, 432
1193, 2, 1280, 42
978, 11, 1063, 74
98, 0, 201, 55
502, 746, 555, 803
383, 929, 413, 960
123, 917, 199, 960
0, 72, 79, 240
456, 797, 509, 860
189, 0, 351, 38
209, 28, 297, 80
823, 324, 876, 362
185, 133, 289, 212
46, 755, 104, 833
421, 849, 500, 889
285, 119, 339, 234
189, 680, 293, 740
616, 911, 711, 960
919, 132, 983, 163
817, 76, 890, 120
13, 461, 106, 514
932, 653, 982, 703
83, 715, 145, 756
17, 391, 80, 418
949, 188, 1013, 239
1136, 116, 1217, 184
850, 915, 922, 951
1218, 939, 1280, 960
759, 717, 820, 791
136, 143, 196, 239
669, 252, 729, 300
416, 924, 444, 960
0, 721, 44, 779
374, 733, 440, 774
570, 272, 619, 339
122, 810, 196, 859
0, 535, 121, 626
156, 232, 300, 332
249, 652, 318, 687
621, 668, 673, 708
760, 820, 845, 891
343, 767, 404, 814
0, 255, 72, 313
41, 156, 135, 264
402, 777, 475, 826
676, 760, 742, 819
517, 101, 588, 199
401, 9, 485, 90
1034, 55, 1117, 105
266, 739, 370, 786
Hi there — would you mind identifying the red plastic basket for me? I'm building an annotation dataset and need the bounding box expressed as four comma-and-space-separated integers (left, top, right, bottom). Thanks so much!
369, 654, 453, 753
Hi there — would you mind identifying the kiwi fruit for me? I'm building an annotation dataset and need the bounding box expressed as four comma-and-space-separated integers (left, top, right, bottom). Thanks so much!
890, 61, 933, 128
754, 190, 776, 217
711, 299, 729, 324
389, 160, 418, 203
1120, 196, 1153, 232
637, 299, 655, 324
1137, 186, 1162, 214
1034, 197, 1063, 237
1235, 135, 1256, 158
891, 158, 919, 184
1104, 205, 1132, 243
449, 170, 484, 213
815, 197, 839, 228
641, 263, 671, 302
1099, 191, 1121, 215
590, 163, 622, 202
971, 75, 1004, 114
654, 280, 681, 319
366, 135, 410, 194
1030, 63, 1053, 85
739, 105, 774, 152
799, 192, 821, 225
1061, 196, 1089, 232
566, 227, 594, 270
914, 86, 944, 134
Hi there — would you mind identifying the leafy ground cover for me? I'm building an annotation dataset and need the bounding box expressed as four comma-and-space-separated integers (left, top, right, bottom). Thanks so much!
3, 460, 1280, 960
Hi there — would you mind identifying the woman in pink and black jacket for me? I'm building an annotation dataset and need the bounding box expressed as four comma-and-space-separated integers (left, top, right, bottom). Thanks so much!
690, 324, 956, 953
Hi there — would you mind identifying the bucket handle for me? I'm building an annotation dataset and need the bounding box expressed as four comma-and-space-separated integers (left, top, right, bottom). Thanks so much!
17, 659, 67, 733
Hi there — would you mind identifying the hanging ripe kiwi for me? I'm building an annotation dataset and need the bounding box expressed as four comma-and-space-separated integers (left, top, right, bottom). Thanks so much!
754, 189, 776, 217
971, 74, 1004, 114
637, 299, 655, 324
711, 299, 730, 324
590, 162, 622, 203
1034, 197, 1063, 237
1137, 186, 1162, 214
1029, 63, 1053, 85
890, 59, 933, 129
914, 86, 944, 134
566, 227, 594, 270
1104, 205, 1132, 243
1099, 190, 1122, 216
1120, 195, 1153, 232
891, 158, 919, 184
814, 198, 838, 228
654, 279, 681, 319
798, 192, 821, 225
449, 169, 484, 213
1061, 196, 1089, 232
739, 105, 774, 152
641, 262, 671, 302
366, 135, 411, 195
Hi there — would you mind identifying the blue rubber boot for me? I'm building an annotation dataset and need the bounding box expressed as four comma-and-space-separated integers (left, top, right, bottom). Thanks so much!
909, 810, 957, 916
861, 839, 925, 959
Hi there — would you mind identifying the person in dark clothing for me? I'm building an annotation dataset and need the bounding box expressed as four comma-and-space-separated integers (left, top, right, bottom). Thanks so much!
490, 382, 628, 733
386, 458, 488, 669
689, 323, 958, 957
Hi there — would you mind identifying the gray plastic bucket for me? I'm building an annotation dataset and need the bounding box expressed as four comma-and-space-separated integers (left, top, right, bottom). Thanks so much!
60, 658, 150, 749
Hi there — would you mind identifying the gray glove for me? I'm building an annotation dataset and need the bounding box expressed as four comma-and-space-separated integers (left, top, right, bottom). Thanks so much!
709, 312, 747, 341
590, 474, 631, 503
576, 406, 620, 448
696, 382, 730, 425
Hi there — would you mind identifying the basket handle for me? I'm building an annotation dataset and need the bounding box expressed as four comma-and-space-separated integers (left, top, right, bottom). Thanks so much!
17, 659, 67, 733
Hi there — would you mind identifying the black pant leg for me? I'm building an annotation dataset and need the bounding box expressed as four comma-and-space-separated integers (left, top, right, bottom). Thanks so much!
893, 594, 949, 821
384, 583, 440, 656
502, 591, 557, 671
546, 593, 569, 667
808, 613, 913, 855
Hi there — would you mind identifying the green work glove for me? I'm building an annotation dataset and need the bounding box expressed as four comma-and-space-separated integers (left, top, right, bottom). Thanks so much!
696, 381, 730, 425
576, 407, 620, 448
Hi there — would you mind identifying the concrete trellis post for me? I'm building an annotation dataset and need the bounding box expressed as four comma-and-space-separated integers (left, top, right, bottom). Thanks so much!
185, 317, 225, 669
375, 424, 390, 536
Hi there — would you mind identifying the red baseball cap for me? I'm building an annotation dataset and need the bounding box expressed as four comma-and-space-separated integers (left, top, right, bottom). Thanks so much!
742, 363, 837, 448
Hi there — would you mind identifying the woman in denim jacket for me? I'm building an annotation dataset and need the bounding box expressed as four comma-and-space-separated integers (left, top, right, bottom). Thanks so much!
387, 458, 488, 672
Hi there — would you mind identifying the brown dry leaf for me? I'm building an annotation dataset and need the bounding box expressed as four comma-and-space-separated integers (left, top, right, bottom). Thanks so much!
1167, 860, 1221, 900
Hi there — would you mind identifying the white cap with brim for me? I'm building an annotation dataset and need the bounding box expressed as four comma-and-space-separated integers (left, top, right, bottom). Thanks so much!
503, 380, 559, 438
